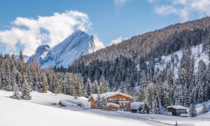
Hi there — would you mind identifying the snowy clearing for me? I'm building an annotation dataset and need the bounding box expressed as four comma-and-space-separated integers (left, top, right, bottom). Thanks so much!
0, 91, 149, 126
1, 90, 210, 126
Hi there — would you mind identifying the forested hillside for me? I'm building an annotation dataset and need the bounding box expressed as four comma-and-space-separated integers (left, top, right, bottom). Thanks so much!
73, 17, 210, 65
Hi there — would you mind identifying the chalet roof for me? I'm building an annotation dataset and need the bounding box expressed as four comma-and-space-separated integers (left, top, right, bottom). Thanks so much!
130, 102, 144, 110
106, 102, 119, 107
89, 92, 133, 101
167, 105, 187, 110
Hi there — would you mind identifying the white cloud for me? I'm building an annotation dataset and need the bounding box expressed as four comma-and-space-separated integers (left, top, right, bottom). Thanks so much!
149, 0, 210, 22
0, 10, 91, 56
110, 37, 128, 45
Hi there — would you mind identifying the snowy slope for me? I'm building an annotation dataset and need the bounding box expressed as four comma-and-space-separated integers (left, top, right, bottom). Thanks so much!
0, 90, 210, 126
41, 30, 104, 68
0, 91, 150, 126
153, 44, 209, 77
27, 45, 50, 65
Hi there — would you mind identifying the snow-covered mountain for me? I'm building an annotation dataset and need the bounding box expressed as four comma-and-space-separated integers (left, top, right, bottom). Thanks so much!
28, 45, 50, 65
41, 30, 104, 68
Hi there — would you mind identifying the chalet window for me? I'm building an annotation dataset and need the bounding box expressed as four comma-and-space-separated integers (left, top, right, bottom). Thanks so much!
123, 98, 126, 100
108, 98, 112, 101
119, 98, 122, 100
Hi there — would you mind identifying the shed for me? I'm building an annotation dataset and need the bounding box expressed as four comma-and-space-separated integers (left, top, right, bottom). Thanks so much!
130, 102, 144, 113
167, 106, 187, 116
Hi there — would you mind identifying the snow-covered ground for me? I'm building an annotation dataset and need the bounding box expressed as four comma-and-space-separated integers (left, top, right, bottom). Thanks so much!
1, 90, 210, 126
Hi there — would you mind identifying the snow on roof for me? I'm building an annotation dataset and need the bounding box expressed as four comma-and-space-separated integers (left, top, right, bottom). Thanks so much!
167, 105, 187, 110
89, 92, 133, 101
106, 102, 119, 107
130, 102, 144, 110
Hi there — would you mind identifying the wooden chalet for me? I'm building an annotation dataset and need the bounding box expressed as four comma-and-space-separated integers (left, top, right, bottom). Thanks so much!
167, 106, 188, 116
88, 92, 133, 110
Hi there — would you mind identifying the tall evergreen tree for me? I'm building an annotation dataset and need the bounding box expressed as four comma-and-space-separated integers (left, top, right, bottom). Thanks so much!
85, 78, 92, 97
189, 103, 197, 117
21, 76, 32, 100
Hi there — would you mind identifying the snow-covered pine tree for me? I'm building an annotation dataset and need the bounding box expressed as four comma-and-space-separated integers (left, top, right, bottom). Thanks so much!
202, 102, 208, 113
64, 75, 71, 95
140, 70, 147, 89
39, 73, 48, 93
75, 74, 83, 97
70, 74, 75, 96
85, 78, 92, 97
119, 81, 126, 93
189, 103, 197, 117
100, 76, 109, 94
5, 60, 12, 91
146, 83, 155, 113
16, 72, 22, 91
167, 69, 174, 103
13, 81, 21, 100
92, 80, 99, 94
196, 60, 207, 103
21, 76, 32, 100
137, 89, 146, 102
17, 51, 25, 74
160, 81, 171, 109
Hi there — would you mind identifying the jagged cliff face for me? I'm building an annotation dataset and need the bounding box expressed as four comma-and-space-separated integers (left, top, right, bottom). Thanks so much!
28, 45, 50, 65
40, 30, 104, 68
72, 17, 210, 66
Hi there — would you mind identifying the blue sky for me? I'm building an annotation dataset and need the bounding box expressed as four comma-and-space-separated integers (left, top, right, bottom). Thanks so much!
0, 0, 210, 56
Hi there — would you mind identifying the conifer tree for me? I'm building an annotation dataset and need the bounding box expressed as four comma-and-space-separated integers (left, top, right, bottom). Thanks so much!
75, 74, 83, 97
4, 61, 12, 91
202, 102, 208, 113
39, 73, 48, 93
21, 76, 32, 100
70, 75, 75, 96
140, 71, 147, 89
13, 81, 21, 100
85, 78, 92, 97
92, 80, 99, 94
100, 76, 109, 93
189, 103, 197, 117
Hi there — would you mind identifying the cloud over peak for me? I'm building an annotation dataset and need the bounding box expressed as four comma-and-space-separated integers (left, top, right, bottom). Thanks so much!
0, 10, 91, 56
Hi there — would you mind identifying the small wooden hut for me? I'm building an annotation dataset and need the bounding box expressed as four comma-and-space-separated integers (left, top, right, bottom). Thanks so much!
167, 106, 187, 116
